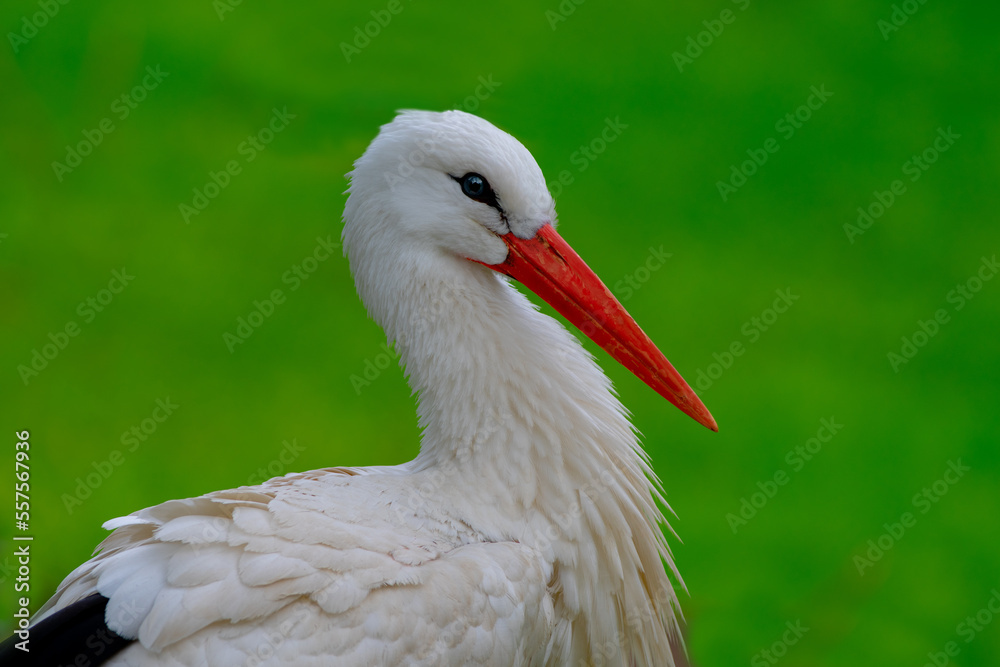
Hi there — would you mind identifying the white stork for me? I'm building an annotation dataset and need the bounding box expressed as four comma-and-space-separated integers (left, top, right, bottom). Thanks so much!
3, 110, 716, 666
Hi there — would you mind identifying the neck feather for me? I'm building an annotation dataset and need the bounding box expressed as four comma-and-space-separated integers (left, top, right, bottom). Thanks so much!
348, 239, 684, 663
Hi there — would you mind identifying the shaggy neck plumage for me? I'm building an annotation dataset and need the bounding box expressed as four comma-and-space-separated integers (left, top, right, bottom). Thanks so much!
357, 241, 628, 483
344, 230, 683, 663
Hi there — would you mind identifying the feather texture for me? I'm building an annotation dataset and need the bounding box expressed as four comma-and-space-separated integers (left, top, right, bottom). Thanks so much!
28, 110, 686, 666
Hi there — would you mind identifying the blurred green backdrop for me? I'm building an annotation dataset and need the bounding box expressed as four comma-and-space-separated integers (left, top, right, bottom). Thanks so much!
2, 1, 998, 665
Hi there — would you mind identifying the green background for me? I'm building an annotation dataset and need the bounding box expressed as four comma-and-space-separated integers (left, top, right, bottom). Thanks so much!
2, 1, 998, 665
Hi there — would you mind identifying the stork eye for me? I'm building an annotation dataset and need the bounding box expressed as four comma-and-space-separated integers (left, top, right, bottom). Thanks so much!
462, 173, 487, 198
453, 172, 502, 211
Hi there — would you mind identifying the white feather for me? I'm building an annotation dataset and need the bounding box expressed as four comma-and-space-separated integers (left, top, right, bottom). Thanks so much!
34, 109, 683, 666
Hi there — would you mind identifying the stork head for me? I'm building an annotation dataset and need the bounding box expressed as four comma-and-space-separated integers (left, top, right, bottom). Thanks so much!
345, 110, 555, 266
344, 110, 717, 431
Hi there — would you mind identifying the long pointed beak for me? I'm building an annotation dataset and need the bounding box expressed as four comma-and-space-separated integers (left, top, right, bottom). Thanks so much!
483, 224, 717, 432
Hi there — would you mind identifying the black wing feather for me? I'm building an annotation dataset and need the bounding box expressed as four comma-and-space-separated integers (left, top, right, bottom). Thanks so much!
0, 593, 134, 666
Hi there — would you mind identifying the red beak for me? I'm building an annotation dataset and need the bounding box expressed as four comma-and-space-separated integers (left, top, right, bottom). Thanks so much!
483, 224, 717, 432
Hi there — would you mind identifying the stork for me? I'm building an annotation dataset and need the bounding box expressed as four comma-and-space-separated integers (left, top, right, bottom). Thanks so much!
2, 110, 716, 666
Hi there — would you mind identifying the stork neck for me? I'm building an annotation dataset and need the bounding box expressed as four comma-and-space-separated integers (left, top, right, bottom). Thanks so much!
375, 250, 633, 496
351, 244, 681, 660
